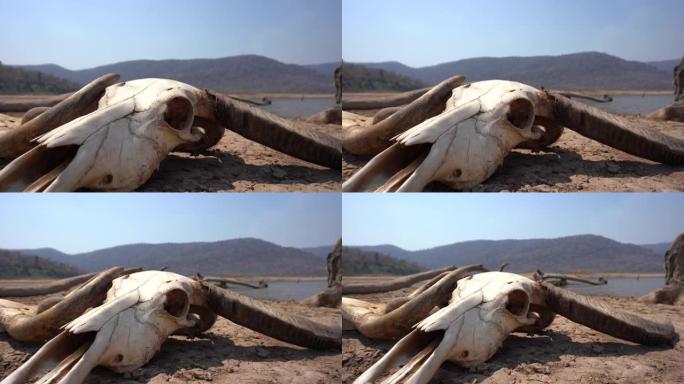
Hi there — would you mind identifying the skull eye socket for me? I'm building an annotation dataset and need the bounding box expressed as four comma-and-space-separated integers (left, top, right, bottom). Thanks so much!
164, 289, 189, 318
506, 98, 534, 130
164, 97, 194, 131
505, 289, 529, 316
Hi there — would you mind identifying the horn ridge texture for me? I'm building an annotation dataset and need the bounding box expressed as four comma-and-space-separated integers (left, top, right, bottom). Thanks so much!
541, 282, 678, 346
199, 281, 341, 350
549, 93, 684, 165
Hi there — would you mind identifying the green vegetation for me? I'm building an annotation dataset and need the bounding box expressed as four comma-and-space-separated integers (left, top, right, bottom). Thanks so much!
0, 250, 82, 278
342, 63, 426, 92
342, 246, 424, 275
0, 62, 80, 94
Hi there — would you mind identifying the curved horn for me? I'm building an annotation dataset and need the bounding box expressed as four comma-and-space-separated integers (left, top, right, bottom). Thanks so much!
0, 73, 120, 159
342, 265, 459, 295
343, 75, 465, 155
0, 267, 125, 342
343, 265, 486, 339
201, 90, 341, 169
544, 92, 684, 165
196, 281, 341, 349
342, 86, 432, 110
541, 282, 678, 346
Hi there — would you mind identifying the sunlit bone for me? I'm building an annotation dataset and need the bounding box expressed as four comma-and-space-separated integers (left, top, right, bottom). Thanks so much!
1, 270, 340, 384
344, 271, 677, 384
343, 79, 684, 192
0, 76, 341, 192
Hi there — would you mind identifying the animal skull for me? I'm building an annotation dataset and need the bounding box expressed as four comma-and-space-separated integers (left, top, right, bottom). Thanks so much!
347, 271, 677, 384
1, 269, 341, 384
343, 79, 684, 192
0, 74, 342, 192
345, 81, 545, 192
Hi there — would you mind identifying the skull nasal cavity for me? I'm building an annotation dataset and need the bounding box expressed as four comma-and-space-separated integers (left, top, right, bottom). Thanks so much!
164, 97, 193, 130
164, 289, 189, 317
507, 98, 534, 129
506, 289, 529, 316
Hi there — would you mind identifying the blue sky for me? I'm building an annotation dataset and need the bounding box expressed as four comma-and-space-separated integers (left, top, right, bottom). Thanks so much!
0, 193, 340, 253
343, 0, 683, 67
0, 0, 341, 69
343, 193, 684, 250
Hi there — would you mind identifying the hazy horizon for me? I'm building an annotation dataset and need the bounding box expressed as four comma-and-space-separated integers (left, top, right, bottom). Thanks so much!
0, 194, 341, 253
0, 0, 341, 69
6, 53, 342, 72
7, 236, 335, 256
343, 194, 684, 251
343, 51, 679, 68
344, 233, 671, 252
343, 0, 683, 67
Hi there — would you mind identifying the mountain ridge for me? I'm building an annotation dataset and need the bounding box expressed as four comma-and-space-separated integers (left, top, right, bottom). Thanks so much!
15, 55, 336, 93
353, 52, 677, 90
352, 234, 670, 273
9, 238, 336, 276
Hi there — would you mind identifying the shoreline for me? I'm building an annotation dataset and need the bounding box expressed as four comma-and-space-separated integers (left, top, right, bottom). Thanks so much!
344, 89, 673, 98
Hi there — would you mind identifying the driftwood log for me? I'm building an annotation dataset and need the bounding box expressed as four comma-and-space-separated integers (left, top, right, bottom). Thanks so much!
641, 233, 684, 304
203, 276, 268, 289
335, 65, 342, 105
301, 239, 342, 307
648, 56, 684, 122
0, 271, 99, 297
533, 270, 607, 287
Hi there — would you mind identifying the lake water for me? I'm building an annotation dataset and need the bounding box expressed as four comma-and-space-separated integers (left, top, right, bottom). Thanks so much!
232, 280, 328, 301
563, 276, 664, 298
582, 95, 672, 114
264, 97, 336, 118
230, 276, 663, 301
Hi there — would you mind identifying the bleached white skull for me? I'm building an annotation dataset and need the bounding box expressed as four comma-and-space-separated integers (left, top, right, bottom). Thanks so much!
355, 272, 543, 383
1, 269, 340, 384
344, 78, 684, 192
3, 271, 202, 383
351, 271, 677, 384
344, 81, 546, 192
0, 74, 342, 192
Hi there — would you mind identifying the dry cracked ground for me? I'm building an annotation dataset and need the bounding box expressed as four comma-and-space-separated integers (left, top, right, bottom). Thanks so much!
0, 286, 341, 384
0, 110, 340, 192
343, 106, 684, 192
342, 279, 684, 384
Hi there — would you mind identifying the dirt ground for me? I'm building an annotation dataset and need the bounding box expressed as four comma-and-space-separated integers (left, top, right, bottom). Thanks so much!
342, 280, 684, 384
0, 290, 340, 383
0, 108, 340, 192
343, 104, 684, 192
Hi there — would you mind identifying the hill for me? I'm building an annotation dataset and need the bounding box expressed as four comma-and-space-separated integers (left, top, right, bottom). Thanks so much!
646, 59, 680, 74
342, 246, 424, 275
0, 250, 82, 278
13, 238, 327, 276
639, 242, 671, 256
342, 63, 426, 92
355, 52, 674, 90
305, 62, 340, 77
300, 245, 336, 258
0, 63, 79, 94
355, 235, 665, 273
18, 55, 334, 93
